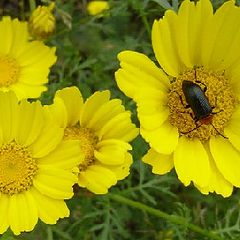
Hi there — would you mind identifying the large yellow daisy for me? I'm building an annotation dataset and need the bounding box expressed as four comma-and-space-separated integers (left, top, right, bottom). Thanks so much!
115, 0, 240, 197
0, 92, 82, 235
47, 87, 138, 194
0, 17, 56, 99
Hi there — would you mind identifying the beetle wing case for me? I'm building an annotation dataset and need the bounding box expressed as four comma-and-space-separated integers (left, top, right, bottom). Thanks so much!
182, 80, 212, 121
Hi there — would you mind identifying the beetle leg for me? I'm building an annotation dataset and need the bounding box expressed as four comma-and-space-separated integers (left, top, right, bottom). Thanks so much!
173, 91, 190, 108
195, 80, 207, 92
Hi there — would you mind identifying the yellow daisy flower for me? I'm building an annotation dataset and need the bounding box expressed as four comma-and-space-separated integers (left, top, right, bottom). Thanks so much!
28, 2, 56, 40
48, 87, 138, 194
0, 92, 82, 235
87, 1, 110, 16
0, 16, 56, 100
115, 0, 240, 197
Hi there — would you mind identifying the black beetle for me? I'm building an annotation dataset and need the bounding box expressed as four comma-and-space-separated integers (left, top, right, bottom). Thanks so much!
182, 80, 213, 125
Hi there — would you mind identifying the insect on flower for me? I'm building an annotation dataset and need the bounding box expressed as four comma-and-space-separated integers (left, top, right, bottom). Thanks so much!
181, 73, 226, 138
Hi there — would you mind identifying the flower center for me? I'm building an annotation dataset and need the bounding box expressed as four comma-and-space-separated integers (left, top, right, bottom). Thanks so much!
64, 127, 98, 171
0, 141, 38, 195
0, 56, 20, 87
168, 67, 236, 141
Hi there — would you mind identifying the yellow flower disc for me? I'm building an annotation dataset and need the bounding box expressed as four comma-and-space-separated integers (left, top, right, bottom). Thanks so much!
168, 67, 236, 141
0, 141, 37, 195
0, 56, 19, 87
64, 127, 98, 171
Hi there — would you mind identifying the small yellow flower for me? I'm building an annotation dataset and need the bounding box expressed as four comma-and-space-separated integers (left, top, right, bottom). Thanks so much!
0, 16, 56, 100
0, 91, 83, 235
28, 2, 56, 40
47, 87, 138, 194
87, 1, 109, 16
115, 0, 240, 197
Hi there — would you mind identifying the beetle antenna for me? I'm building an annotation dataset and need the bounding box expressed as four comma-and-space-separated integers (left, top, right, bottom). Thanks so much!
210, 123, 228, 139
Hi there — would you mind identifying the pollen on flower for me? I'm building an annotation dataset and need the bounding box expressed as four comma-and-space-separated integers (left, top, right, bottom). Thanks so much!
168, 67, 236, 141
64, 127, 98, 171
0, 56, 19, 87
0, 141, 38, 195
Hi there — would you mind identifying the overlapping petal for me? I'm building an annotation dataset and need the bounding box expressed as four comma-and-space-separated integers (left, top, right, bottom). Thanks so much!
210, 136, 240, 187
78, 165, 117, 194
174, 136, 211, 187
142, 148, 173, 175
115, 51, 169, 99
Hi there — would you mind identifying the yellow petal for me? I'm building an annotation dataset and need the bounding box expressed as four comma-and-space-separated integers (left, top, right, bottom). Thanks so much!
46, 97, 68, 128
0, 91, 18, 143
152, 11, 182, 76
176, 0, 213, 67
142, 148, 173, 175
38, 140, 83, 169
95, 139, 131, 165
17, 41, 56, 67
175, 0, 195, 68
117, 51, 169, 97
78, 165, 117, 194
33, 166, 76, 199
80, 90, 110, 127
135, 87, 167, 114
210, 136, 240, 187
0, 194, 9, 234
195, 143, 233, 197
29, 123, 63, 158
174, 136, 211, 187
15, 100, 44, 146
8, 191, 38, 235
10, 83, 48, 99
224, 106, 240, 151
31, 188, 69, 224
0, 17, 13, 55
86, 99, 124, 131
136, 89, 169, 131
141, 120, 179, 154
201, 0, 240, 70
106, 152, 133, 180
10, 19, 29, 57
98, 111, 138, 142
55, 87, 83, 126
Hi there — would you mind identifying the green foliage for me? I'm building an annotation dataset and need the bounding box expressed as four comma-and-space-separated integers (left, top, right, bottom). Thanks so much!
2, 0, 240, 239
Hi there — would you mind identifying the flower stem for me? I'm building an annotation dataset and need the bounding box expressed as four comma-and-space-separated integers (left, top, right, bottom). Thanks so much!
109, 194, 223, 240
29, 0, 36, 12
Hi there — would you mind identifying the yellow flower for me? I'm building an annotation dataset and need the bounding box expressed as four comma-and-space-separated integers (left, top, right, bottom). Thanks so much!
115, 0, 240, 197
0, 91, 82, 235
87, 1, 109, 16
47, 87, 138, 194
0, 16, 56, 100
28, 2, 56, 40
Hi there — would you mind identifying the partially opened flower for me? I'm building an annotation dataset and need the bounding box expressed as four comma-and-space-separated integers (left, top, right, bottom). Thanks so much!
48, 87, 138, 194
0, 92, 82, 235
28, 2, 56, 40
115, 0, 240, 197
0, 17, 56, 99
